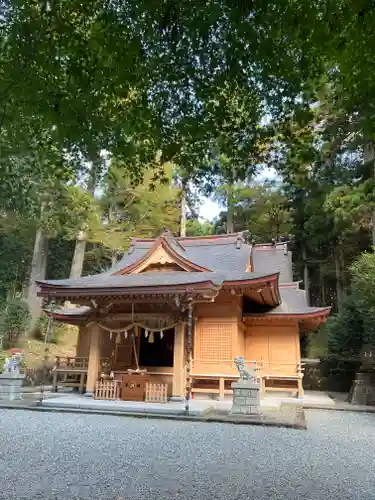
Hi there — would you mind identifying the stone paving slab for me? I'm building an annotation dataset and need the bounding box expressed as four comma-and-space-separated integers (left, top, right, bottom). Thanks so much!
0, 400, 306, 429
40, 395, 216, 416
302, 402, 375, 413
0, 392, 306, 429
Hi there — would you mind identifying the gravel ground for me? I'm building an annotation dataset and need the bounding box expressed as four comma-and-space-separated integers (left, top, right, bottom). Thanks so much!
0, 409, 374, 500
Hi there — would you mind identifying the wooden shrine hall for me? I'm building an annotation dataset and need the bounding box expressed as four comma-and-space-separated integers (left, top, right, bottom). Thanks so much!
36, 231, 330, 402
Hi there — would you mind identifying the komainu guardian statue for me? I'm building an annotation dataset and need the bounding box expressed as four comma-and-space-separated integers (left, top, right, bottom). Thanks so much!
234, 356, 257, 382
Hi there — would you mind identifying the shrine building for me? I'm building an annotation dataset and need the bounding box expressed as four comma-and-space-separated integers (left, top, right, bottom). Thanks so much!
36, 231, 330, 402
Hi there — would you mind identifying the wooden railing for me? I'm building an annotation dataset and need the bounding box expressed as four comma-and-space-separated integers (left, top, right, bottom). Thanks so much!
191, 359, 304, 377
191, 359, 305, 399
55, 357, 88, 370
94, 380, 120, 400
54, 357, 110, 371
191, 359, 260, 377
257, 361, 305, 376
145, 383, 168, 403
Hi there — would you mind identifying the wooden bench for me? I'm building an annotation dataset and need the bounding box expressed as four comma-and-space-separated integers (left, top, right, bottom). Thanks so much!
259, 362, 305, 398
190, 361, 305, 399
191, 373, 239, 400
51, 356, 109, 394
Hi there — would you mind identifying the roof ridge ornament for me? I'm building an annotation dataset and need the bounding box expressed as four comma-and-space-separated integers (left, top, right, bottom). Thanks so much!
161, 228, 186, 251
128, 239, 136, 254
236, 232, 246, 249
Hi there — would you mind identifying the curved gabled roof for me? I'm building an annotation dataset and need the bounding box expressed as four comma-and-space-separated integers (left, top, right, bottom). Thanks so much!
112, 234, 211, 274
112, 232, 252, 274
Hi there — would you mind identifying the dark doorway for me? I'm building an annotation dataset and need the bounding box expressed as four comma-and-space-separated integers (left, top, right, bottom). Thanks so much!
139, 328, 175, 367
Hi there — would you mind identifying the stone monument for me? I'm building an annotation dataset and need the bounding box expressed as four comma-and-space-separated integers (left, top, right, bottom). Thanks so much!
349, 372, 375, 406
230, 356, 261, 416
0, 352, 25, 401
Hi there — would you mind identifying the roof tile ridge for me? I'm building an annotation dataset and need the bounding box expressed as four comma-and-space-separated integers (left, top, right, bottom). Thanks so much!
253, 240, 291, 248
178, 233, 239, 241
163, 232, 186, 251
113, 237, 162, 275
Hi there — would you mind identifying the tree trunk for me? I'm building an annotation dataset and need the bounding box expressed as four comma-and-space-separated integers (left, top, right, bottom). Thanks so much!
334, 249, 343, 312
27, 227, 49, 333
226, 185, 234, 234
69, 231, 87, 279
302, 245, 310, 306
320, 266, 326, 306
180, 186, 187, 237
364, 142, 375, 247
69, 153, 101, 279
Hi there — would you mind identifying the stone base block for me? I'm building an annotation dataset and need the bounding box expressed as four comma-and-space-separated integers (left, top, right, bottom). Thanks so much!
0, 374, 25, 401
230, 379, 261, 416
349, 373, 375, 406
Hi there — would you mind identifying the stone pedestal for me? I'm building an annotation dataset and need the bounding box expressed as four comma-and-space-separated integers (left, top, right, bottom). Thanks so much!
0, 372, 25, 401
349, 372, 375, 406
230, 379, 261, 416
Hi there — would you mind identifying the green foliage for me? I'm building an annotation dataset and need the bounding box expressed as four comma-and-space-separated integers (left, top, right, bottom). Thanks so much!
213, 182, 291, 241
326, 295, 365, 358
349, 251, 375, 343
325, 252, 375, 371
32, 315, 65, 344
324, 180, 375, 236
0, 214, 35, 299
46, 237, 75, 280
0, 0, 333, 190
0, 350, 7, 368
186, 219, 214, 237
0, 298, 29, 348
95, 162, 180, 254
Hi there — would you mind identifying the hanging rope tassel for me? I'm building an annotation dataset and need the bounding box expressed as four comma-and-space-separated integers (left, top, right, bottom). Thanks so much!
115, 332, 121, 344
132, 331, 140, 372
148, 332, 154, 343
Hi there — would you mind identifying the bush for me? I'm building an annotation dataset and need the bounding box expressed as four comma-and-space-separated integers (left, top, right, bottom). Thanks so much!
32, 314, 66, 344
0, 349, 7, 369
303, 357, 361, 393
321, 357, 361, 393
326, 294, 364, 358
0, 298, 29, 348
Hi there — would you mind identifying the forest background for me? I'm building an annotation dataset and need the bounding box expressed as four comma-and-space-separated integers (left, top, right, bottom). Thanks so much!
1, 1, 375, 380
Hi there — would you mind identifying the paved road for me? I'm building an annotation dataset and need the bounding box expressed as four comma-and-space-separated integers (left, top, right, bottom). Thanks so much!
0, 409, 374, 500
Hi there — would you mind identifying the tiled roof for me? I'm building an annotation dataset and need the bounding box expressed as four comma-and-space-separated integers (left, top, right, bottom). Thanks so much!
112, 233, 251, 274
244, 286, 330, 316
251, 243, 293, 282
38, 270, 274, 289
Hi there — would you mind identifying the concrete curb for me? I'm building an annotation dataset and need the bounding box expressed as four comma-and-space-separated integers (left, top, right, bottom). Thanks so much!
304, 404, 375, 413
0, 403, 306, 429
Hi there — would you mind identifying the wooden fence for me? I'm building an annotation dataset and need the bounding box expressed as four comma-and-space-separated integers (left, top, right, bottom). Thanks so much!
94, 380, 120, 400
145, 382, 168, 403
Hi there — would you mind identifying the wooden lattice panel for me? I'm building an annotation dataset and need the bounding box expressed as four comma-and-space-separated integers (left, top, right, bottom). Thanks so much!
94, 380, 120, 400
145, 382, 168, 403
198, 322, 233, 360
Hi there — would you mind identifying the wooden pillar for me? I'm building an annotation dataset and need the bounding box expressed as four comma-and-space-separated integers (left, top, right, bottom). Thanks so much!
219, 377, 225, 401
76, 325, 86, 357
85, 323, 101, 396
171, 322, 185, 401
185, 300, 194, 413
